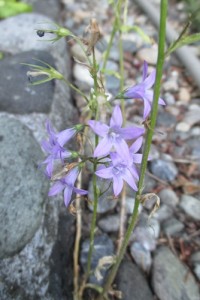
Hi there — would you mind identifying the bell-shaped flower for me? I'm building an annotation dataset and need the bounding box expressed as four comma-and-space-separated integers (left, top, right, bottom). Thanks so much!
48, 167, 88, 207
41, 120, 81, 178
95, 152, 139, 196
124, 61, 165, 119
88, 105, 144, 160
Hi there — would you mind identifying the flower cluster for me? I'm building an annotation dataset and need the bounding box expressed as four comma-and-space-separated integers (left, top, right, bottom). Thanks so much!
88, 105, 145, 196
41, 120, 87, 206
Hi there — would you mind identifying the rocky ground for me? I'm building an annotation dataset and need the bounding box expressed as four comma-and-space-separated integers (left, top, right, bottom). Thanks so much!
0, 0, 200, 299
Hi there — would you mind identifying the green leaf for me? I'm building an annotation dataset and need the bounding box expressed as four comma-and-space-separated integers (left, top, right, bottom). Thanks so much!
0, 0, 32, 19
166, 32, 200, 56
120, 24, 151, 44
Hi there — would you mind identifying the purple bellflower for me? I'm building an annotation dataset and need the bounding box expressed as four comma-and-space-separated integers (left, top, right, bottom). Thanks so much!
88, 105, 144, 160
124, 61, 165, 120
48, 167, 88, 207
41, 120, 78, 178
95, 152, 139, 196
129, 137, 143, 164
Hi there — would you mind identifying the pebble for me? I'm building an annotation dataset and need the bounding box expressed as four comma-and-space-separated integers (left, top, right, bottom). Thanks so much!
163, 80, 179, 92
115, 260, 154, 300
158, 189, 179, 208
0, 116, 48, 259
162, 217, 185, 236
70, 43, 101, 63
137, 45, 158, 65
125, 197, 143, 214
182, 106, 200, 128
88, 178, 117, 213
142, 173, 157, 194
152, 247, 200, 300
150, 159, 178, 182
178, 87, 191, 103
98, 215, 120, 233
154, 204, 174, 222
176, 122, 190, 132
73, 63, 94, 89
80, 234, 114, 285
164, 92, 175, 105
130, 242, 152, 272
194, 264, 200, 280
131, 225, 157, 251
180, 195, 200, 221
146, 218, 160, 239
157, 111, 177, 128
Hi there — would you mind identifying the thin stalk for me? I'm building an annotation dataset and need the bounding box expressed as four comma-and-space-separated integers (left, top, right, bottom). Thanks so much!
78, 47, 99, 298
96, 1, 168, 299
73, 170, 83, 300
102, 0, 123, 70
63, 78, 89, 103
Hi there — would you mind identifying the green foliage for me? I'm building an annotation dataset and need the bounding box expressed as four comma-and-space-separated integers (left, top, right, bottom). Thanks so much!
0, 0, 32, 19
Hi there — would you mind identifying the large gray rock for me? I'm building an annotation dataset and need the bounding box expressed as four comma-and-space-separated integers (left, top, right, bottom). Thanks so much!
24, 0, 60, 20
0, 51, 54, 114
0, 116, 48, 259
152, 247, 200, 300
115, 260, 154, 300
0, 13, 77, 130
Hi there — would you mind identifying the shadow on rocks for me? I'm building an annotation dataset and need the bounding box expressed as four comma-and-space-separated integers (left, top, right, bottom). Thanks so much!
48, 212, 75, 300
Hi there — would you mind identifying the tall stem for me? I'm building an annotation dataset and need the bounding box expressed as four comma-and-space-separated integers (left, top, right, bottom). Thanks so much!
96, 1, 168, 299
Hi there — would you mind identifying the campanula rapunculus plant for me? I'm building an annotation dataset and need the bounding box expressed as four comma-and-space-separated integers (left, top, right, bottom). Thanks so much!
88, 105, 145, 160
124, 61, 166, 119
48, 166, 88, 207
41, 120, 81, 178
95, 151, 139, 196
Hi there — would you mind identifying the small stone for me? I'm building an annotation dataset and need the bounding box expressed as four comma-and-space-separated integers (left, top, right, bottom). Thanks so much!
125, 197, 143, 215
183, 106, 200, 128
146, 218, 160, 239
164, 92, 175, 105
73, 63, 93, 89
178, 87, 191, 103
154, 204, 174, 222
131, 225, 156, 251
130, 242, 152, 272
194, 264, 200, 280
137, 45, 158, 65
162, 217, 185, 236
115, 260, 154, 300
98, 215, 120, 233
176, 122, 190, 132
158, 189, 179, 208
143, 173, 157, 194
70, 43, 101, 63
80, 234, 114, 285
157, 111, 177, 128
150, 159, 178, 182
163, 80, 179, 92
180, 195, 200, 221
190, 252, 200, 264
152, 247, 200, 300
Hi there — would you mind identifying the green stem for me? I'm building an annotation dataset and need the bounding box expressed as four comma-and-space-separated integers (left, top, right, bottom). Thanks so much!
96, 1, 168, 299
102, 0, 123, 70
63, 78, 89, 103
